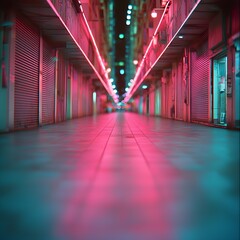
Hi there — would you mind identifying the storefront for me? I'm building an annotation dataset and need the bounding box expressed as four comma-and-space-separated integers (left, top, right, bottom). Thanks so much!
190, 40, 209, 123
155, 85, 161, 116
14, 15, 40, 130
161, 70, 174, 119
234, 38, 240, 128
212, 55, 227, 126
42, 38, 55, 125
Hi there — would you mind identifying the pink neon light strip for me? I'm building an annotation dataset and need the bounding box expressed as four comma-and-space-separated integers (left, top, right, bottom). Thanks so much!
79, 3, 116, 97
80, 4, 106, 73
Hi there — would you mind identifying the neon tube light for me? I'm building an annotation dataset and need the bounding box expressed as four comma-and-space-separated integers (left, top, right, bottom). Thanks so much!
125, 0, 202, 102
124, 0, 170, 101
46, 0, 116, 98
79, 2, 118, 98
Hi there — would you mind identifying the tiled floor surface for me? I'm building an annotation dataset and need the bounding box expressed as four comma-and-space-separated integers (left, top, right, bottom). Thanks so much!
0, 112, 239, 240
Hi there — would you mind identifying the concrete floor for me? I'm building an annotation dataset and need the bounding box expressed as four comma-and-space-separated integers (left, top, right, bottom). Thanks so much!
0, 112, 239, 240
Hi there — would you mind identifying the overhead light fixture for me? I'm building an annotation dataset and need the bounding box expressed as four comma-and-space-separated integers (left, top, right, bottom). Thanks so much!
133, 60, 138, 65
151, 10, 157, 18
151, 8, 164, 18
142, 85, 148, 89
178, 35, 184, 39
119, 33, 124, 39
125, 87, 129, 91
127, 15, 131, 20
109, 78, 114, 82
120, 69, 125, 75
127, 10, 131, 14
106, 68, 111, 73
128, 5, 133, 10
124, 0, 172, 103
118, 61, 125, 66
126, 20, 131, 25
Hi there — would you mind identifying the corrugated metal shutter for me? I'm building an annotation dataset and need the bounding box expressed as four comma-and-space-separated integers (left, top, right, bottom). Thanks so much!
42, 40, 55, 125
166, 82, 171, 118
149, 89, 155, 115
176, 62, 183, 120
191, 41, 209, 122
81, 79, 89, 116
143, 94, 147, 115
56, 51, 66, 122
78, 74, 83, 116
146, 94, 150, 115
164, 73, 174, 118
15, 16, 39, 130
72, 68, 79, 118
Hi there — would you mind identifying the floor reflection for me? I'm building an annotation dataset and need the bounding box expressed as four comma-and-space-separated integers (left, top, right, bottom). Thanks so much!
0, 113, 239, 240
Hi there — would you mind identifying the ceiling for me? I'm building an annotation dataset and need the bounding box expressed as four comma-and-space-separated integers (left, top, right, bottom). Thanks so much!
114, 0, 129, 97
103, 0, 140, 101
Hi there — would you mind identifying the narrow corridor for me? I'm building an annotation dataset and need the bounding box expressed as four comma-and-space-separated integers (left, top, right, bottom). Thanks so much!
0, 113, 239, 240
